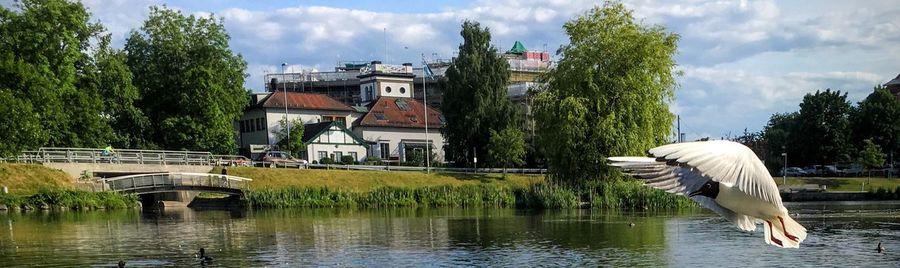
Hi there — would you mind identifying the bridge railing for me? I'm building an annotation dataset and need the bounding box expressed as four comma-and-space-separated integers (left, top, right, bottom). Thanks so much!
5, 148, 217, 166
103, 172, 252, 193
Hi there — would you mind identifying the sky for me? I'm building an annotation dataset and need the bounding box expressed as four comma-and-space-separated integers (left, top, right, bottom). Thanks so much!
4, 0, 899, 140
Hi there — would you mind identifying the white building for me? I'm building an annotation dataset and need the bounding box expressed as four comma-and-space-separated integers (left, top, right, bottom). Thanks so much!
236, 91, 365, 160
301, 121, 368, 163
352, 62, 445, 162
236, 61, 446, 164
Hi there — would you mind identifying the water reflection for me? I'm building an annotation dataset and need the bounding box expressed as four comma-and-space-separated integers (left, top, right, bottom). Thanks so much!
0, 202, 898, 267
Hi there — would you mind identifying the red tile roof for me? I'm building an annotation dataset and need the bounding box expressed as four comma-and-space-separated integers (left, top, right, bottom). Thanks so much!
356, 97, 443, 129
261, 91, 354, 112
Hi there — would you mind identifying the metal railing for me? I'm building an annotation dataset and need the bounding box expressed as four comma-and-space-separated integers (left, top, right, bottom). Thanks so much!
303, 163, 546, 174
102, 172, 252, 193
5, 147, 224, 166
0, 147, 547, 174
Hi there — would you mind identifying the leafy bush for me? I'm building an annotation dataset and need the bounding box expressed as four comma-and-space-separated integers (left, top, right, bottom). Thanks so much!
320, 157, 336, 165
340, 155, 355, 165
365, 156, 382, 164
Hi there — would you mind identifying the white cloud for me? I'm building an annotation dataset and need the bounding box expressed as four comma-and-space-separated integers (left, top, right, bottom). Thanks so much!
64, 0, 900, 139
674, 65, 886, 139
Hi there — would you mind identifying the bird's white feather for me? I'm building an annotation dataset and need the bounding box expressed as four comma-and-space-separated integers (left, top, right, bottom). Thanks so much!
607, 156, 757, 231
648, 140, 783, 208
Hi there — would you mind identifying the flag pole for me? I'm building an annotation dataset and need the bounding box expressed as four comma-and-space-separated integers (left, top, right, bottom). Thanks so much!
422, 54, 431, 174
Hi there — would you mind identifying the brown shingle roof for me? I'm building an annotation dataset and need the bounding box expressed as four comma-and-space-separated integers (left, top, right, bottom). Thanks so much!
261, 91, 354, 112
356, 97, 443, 129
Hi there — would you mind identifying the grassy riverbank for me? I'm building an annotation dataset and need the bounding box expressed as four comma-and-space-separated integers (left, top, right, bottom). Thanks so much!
215, 167, 543, 191
0, 189, 138, 210
0, 164, 696, 211
221, 167, 694, 209
0, 164, 138, 210
0, 163, 73, 195
777, 176, 900, 192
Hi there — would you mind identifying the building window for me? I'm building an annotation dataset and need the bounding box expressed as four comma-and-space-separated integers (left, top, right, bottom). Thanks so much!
334, 151, 343, 161
365, 86, 373, 101
322, 116, 347, 128
379, 143, 390, 159
349, 152, 357, 162
399, 87, 406, 94
385, 86, 392, 93
322, 115, 347, 127
318, 151, 327, 161
255, 118, 262, 131
240, 120, 246, 133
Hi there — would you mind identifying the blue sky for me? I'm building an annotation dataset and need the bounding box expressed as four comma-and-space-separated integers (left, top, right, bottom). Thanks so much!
6, 0, 898, 140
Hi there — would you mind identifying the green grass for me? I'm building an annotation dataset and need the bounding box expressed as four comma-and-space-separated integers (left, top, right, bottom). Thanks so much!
1, 188, 138, 210
245, 184, 579, 209
776, 176, 900, 192
216, 166, 543, 191
0, 164, 73, 195
0, 164, 137, 210
228, 167, 699, 210
589, 179, 696, 210
0, 164, 697, 210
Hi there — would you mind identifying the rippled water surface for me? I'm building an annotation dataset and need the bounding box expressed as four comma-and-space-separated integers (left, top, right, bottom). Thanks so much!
1, 202, 898, 267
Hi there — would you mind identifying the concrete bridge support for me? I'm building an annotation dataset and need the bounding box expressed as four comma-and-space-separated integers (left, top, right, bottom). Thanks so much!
138, 191, 198, 211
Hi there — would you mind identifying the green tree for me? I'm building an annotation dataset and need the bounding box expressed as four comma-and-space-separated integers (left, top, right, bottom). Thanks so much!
0, 89, 44, 157
271, 118, 306, 158
487, 127, 526, 176
858, 139, 886, 190
762, 112, 798, 172
83, 35, 152, 149
535, 2, 678, 185
0, 0, 114, 151
441, 20, 517, 167
850, 86, 900, 157
793, 89, 852, 166
125, 6, 248, 154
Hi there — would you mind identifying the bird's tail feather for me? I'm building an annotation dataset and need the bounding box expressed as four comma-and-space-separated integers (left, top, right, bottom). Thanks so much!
763, 215, 807, 248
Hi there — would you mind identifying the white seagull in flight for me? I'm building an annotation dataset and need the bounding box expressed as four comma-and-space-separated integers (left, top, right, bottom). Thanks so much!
608, 140, 807, 248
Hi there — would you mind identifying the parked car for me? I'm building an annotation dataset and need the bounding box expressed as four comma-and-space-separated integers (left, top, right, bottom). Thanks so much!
779, 167, 807, 177
214, 155, 251, 166
802, 166, 820, 176
801, 165, 839, 177
256, 151, 308, 168
820, 165, 840, 176
840, 164, 863, 177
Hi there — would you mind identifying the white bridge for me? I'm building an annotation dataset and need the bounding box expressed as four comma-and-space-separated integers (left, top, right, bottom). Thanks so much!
103, 172, 252, 196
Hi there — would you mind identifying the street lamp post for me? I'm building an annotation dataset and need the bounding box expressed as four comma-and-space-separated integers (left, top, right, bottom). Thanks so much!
782, 152, 787, 185
282, 63, 290, 155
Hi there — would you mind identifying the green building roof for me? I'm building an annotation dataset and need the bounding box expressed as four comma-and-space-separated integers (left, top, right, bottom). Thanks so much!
506, 41, 527, 54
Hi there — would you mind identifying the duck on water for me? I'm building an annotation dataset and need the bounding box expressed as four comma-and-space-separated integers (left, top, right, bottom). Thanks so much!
197, 248, 214, 263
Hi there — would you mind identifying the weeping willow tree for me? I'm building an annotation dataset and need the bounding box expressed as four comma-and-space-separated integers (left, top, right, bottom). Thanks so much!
535, 2, 679, 185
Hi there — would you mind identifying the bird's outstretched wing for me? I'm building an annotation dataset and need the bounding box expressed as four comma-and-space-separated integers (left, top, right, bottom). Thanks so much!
607, 156, 757, 231
647, 140, 783, 208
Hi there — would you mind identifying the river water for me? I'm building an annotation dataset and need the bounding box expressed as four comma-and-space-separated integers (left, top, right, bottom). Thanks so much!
1, 202, 898, 267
